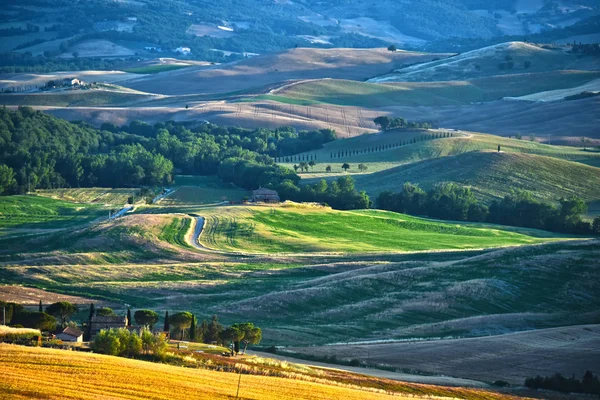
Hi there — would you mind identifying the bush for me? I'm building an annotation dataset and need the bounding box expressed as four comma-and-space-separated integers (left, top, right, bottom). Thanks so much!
0, 326, 41, 345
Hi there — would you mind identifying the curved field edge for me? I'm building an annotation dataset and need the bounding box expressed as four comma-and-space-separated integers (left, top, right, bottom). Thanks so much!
197, 206, 568, 254
0, 345, 518, 400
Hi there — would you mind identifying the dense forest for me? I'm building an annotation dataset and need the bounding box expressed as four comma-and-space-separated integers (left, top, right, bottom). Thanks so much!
0, 107, 371, 208
377, 182, 600, 235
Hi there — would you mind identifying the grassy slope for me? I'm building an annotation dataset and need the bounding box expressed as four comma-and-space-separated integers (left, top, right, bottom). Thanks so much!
0, 195, 105, 234
162, 175, 251, 205
353, 151, 600, 203
282, 131, 600, 176
35, 188, 140, 205
371, 42, 597, 82
266, 70, 600, 107
198, 205, 563, 254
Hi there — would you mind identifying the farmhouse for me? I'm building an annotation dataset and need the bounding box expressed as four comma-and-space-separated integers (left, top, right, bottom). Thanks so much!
175, 47, 191, 55
89, 315, 128, 338
252, 188, 280, 203
62, 78, 81, 86
56, 327, 83, 342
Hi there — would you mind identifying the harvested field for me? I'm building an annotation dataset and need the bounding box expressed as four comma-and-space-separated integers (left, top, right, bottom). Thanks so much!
287, 324, 600, 385
35, 188, 140, 205
187, 24, 236, 38
0, 71, 140, 91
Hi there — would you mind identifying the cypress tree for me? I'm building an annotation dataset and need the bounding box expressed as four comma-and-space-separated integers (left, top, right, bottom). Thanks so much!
189, 314, 197, 341
38, 300, 42, 313
126, 308, 132, 327
88, 303, 95, 320
164, 311, 170, 332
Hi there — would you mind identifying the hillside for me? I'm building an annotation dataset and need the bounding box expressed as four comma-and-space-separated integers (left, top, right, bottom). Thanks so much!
370, 42, 600, 83
352, 151, 600, 203
288, 324, 600, 385
286, 130, 600, 176
122, 48, 452, 96
267, 70, 600, 107
196, 205, 562, 254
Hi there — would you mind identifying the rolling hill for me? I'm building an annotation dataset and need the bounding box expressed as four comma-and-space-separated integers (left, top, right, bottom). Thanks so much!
121, 48, 452, 96
352, 151, 600, 203
369, 42, 600, 83
266, 70, 600, 107
286, 130, 600, 176
196, 205, 563, 254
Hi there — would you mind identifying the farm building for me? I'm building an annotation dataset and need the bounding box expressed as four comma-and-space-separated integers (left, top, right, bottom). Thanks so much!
56, 327, 83, 342
252, 188, 280, 203
89, 315, 128, 338
62, 78, 81, 86
175, 47, 191, 55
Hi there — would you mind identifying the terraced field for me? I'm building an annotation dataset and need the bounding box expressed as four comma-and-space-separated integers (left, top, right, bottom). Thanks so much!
197, 205, 563, 254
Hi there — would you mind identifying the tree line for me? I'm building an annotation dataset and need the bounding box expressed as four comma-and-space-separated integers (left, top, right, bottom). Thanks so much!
373, 116, 435, 131
0, 107, 373, 211
525, 371, 600, 396
377, 182, 600, 235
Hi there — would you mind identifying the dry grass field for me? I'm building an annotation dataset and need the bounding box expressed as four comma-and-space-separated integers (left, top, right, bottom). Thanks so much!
35, 188, 141, 205
0, 345, 402, 400
0, 345, 523, 400
287, 324, 600, 385
122, 47, 452, 95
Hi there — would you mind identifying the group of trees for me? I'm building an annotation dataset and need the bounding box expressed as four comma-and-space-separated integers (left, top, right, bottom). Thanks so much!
0, 107, 332, 195
92, 328, 169, 360
377, 182, 600, 234
0, 300, 80, 332
373, 116, 434, 131
329, 131, 452, 160
278, 176, 370, 210
525, 371, 600, 396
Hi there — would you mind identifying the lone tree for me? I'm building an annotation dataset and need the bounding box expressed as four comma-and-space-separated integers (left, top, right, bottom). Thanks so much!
387, 45, 397, 52
134, 310, 159, 329
46, 301, 77, 328
163, 311, 170, 332
97, 307, 117, 317
341, 163, 350, 172
169, 311, 193, 340
189, 314, 197, 341
308, 160, 316, 170
325, 165, 332, 173
232, 322, 262, 354
358, 163, 367, 172
38, 300, 42, 313
127, 308, 132, 327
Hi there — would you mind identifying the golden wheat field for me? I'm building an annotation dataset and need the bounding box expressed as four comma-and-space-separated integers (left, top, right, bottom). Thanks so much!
0, 345, 415, 400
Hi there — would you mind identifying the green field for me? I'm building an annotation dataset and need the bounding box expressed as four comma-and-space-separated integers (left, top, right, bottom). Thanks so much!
124, 64, 191, 74
266, 71, 600, 107
158, 217, 192, 248
35, 188, 140, 205
0, 195, 105, 235
281, 131, 600, 178
352, 151, 600, 204
197, 205, 563, 254
162, 175, 251, 205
